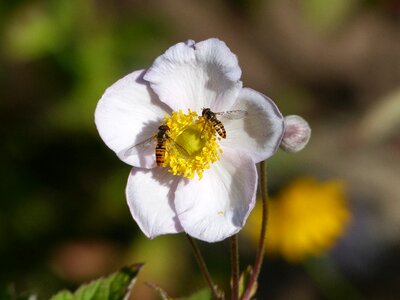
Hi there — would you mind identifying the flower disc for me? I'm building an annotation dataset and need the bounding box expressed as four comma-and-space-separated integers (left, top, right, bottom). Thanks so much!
163, 110, 222, 179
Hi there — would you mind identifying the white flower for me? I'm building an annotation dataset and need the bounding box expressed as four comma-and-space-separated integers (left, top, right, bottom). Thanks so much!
95, 38, 284, 242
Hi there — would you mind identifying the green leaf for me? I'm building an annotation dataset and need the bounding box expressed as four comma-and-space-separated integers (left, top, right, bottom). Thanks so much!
50, 291, 73, 300
238, 266, 257, 299
50, 264, 143, 300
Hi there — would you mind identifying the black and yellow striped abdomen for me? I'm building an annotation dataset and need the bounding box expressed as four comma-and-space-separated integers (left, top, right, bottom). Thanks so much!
155, 143, 166, 166
212, 119, 226, 139
155, 125, 170, 166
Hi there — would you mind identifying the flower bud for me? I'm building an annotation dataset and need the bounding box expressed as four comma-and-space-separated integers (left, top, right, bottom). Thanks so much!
280, 115, 311, 153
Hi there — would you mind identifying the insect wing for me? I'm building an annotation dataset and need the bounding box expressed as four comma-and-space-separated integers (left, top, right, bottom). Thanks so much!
166, 137, 190, 158
216, 110, 248, 120
123, 136, 157, 157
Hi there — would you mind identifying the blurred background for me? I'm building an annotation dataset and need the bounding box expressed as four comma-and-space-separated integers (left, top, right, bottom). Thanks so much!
1, 0, 399, 299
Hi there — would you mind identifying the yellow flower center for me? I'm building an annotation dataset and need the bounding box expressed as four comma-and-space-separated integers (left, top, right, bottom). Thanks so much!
162, 110, 221, 179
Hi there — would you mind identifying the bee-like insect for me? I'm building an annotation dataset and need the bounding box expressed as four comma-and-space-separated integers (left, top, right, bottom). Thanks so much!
123, 125, 188, 166
202, 108, 248, 139
154, 125, 170, 166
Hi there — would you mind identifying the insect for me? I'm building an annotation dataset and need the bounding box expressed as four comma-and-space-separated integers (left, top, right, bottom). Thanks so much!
201, 108, 248, 138
123, 125, 188, 166
154, 125, 171, 166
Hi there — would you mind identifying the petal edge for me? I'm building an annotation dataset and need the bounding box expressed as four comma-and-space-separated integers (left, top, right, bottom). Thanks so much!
95, 70, 170, 168
174, 149, 257, 242
220, 88, 284, 162
126, 168, 183, 239
144, 38, 242, 112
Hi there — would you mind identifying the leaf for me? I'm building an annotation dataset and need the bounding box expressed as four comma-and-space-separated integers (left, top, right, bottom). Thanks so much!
238, 266, 257, 299
50, 264, 143, 300
50, 291, 73, 300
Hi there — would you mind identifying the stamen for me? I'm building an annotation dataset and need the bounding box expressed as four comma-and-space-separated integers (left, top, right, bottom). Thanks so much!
162, 110, 221, 179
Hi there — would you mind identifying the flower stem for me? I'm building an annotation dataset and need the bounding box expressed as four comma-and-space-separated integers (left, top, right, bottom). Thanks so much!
242, 161, 268, 300
230, 234, 240, 300
186, 234, 221, 300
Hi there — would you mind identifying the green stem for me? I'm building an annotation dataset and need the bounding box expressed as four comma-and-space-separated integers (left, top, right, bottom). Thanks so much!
186, 234, 221, 300
230, 235, 240, 300
242, 161, 268, 300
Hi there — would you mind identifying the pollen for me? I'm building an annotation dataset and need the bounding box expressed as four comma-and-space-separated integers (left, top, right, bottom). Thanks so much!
162, 109, 221, 179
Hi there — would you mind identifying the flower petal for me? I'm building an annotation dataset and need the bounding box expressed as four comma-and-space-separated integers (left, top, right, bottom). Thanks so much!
220, 88, 284, 162
174, 149, 257, 242
95, 70, 171, 168
144, 38, 242, 112
126, 167, 183, 239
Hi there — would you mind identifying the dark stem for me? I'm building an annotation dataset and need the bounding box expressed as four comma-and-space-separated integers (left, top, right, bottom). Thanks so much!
230, 234, 240, 300
186, 234, 221, 300
242, 161, 268, 300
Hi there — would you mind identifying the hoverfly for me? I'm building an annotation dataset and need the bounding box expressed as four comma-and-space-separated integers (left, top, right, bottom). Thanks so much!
202, 108, 248, 139
123, 125, 188, 166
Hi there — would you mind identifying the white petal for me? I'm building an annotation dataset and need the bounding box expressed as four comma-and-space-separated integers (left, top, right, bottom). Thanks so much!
126, 167, 183, 239
144, 38, 242, 113
174, 149, 257, 243
220, 88, 284, 162
95, 70, 171, 168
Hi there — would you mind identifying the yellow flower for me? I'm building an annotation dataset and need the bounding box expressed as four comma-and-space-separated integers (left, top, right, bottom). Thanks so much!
245, 177, 351, 262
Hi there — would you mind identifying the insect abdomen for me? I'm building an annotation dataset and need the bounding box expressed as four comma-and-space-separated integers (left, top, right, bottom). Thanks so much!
213, 120, 226, 138
155, 144, 166, 166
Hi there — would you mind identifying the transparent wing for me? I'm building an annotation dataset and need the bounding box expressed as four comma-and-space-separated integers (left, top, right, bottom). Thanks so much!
166, 137, 190, 158
215, 110, 248, 120
123, 136, 157, 157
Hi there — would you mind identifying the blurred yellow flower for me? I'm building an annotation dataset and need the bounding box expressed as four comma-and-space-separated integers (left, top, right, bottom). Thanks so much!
245, 177, 351, 262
